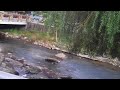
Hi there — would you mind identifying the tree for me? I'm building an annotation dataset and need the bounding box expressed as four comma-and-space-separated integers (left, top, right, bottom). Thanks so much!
41, 11, 120, 59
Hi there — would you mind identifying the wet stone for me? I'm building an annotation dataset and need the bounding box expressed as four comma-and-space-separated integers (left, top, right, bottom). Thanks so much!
25, 65, 42, 74
4, 58, 23, 67
14, 71, 19, 75
45, 58, 60, 63
0, 53, 5, 64
60, 76, 72, 79
17, 57, 26, 64
42, 68, 59, 79
1, 63, 6, 68
0, 66, 16, 75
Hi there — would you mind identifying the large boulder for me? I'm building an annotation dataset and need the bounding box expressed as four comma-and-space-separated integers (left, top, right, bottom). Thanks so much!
55, 53, 67, 60
4, 58, 23, 67
0, 64, 17, 75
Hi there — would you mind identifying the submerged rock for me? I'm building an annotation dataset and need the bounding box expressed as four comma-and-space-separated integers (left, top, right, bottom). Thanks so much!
4, 58, 23, 67
14, 71, 19, 75
60, 76, 72, 79
45, 58, 60, 63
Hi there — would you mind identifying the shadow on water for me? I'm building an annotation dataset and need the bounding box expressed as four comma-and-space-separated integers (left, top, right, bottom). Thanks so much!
0, 38, 120, 79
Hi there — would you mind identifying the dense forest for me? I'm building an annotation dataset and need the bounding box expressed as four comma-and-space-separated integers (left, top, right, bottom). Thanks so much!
41, 11, 120, 59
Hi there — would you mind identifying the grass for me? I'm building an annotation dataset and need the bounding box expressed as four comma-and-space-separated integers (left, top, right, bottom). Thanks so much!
2, 29, 71, 51
3, 29, 56, 43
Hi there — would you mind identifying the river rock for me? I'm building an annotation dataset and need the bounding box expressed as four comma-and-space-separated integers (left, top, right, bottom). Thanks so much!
27, 73, 49, 79
36, 66, 43, 70
0, 48, 2, 53
25, 65, 42, 74
5, 58, 23, 67
60, 76, 72, 79
1, 63, 6, 68
22, 74, 27, 77
55, 53, 67, 60
33, 41, 38, 45
15, 36, 20, 39
17, 57, 26, 64
59, 74, 73, 79
4, 57, 13, 62
7, 53, 17, 60
0, 53, 5, 64
45, 58, 60, 63
7, 53, 12, 57
18, 59, 25, 64
5, 32, 8, 36
0, 32, 5, 39
0, 66, 17, 75
42, 68, 59, 79
23, 37, 27, 40
14, 71, 19, 75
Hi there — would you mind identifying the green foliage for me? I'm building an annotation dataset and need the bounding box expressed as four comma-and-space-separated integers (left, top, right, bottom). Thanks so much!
84, 11, 120, 57
43, 11, 120, 58
5, 29, 55, 42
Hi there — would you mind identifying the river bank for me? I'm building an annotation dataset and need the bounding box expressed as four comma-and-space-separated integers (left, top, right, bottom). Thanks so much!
1, 36, 120, 79
1, 31, 120, 68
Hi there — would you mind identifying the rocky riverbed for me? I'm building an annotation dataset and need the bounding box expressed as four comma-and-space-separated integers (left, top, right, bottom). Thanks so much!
0, 52, 70, 79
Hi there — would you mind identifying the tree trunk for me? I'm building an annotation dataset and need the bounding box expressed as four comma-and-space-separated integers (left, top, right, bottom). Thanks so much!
56, 30, 58, 42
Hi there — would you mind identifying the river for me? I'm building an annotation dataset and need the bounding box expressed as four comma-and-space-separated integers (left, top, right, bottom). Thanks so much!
0, 38, 120, 79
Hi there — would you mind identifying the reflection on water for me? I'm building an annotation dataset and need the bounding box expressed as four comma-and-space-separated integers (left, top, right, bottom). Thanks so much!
0, 38, 120, 79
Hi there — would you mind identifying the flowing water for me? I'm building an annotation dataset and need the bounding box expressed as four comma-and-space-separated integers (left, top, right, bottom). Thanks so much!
0, 38, 120, 79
